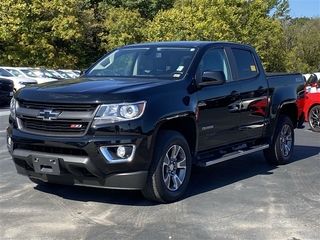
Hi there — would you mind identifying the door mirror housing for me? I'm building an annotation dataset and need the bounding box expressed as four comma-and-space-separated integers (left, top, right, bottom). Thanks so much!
198, 71, 226, 87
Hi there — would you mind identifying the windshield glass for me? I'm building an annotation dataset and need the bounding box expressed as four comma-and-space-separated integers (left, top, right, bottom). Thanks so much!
0, 68, 13, 77
85, 46, 196, 79
19, 69, 38, 77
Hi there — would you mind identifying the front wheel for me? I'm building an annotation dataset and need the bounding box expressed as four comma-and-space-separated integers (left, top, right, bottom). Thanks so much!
263, 115, 294, 165
142, 130, 192, 203
308, 105, 320, 132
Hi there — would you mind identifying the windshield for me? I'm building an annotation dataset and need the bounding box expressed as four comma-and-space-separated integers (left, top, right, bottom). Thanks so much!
19, 69, 38, 77
85, 46, 197, 79
0, 68, 13, 77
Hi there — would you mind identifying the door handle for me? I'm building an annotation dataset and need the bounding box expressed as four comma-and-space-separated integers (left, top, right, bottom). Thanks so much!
257, 86, 266, 93
231, 90, 240, 97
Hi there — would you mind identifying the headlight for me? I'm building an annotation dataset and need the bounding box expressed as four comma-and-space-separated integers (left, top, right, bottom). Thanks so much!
9, 98, 16, 120
93, 101, 146, 125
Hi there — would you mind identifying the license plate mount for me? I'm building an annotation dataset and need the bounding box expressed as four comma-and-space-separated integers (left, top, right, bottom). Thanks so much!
33, 155, 60, 175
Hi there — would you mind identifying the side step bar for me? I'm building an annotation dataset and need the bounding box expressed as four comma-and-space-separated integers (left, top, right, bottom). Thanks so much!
196, 144, 269, 167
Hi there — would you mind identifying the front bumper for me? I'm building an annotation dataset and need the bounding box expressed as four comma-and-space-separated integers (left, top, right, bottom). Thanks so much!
7, 127, 152, 190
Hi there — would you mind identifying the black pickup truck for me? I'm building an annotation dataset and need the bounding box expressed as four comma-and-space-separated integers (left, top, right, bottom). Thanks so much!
0, 77, 14, 104
7, 41, 305, 203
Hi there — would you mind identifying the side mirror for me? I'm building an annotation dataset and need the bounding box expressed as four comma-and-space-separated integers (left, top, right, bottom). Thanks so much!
198, 71, 226, 87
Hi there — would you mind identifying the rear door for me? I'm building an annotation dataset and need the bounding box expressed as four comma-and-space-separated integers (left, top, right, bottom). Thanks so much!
230, 48, 269, 139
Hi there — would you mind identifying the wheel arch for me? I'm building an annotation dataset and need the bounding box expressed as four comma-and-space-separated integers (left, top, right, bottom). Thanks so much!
307, 103, 320, 115
264, 101, 298, 141
153, 116, 197, 157
307, 103, 320, 132
279, 101, 298, 128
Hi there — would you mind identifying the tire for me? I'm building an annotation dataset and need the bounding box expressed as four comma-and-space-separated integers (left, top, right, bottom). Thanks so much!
263, 115, 294, 165
142, 130, 192, 203
308, 105, 320, 132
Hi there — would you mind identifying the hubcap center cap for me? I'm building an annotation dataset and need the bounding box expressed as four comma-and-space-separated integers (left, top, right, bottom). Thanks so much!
169, 164, 174, 171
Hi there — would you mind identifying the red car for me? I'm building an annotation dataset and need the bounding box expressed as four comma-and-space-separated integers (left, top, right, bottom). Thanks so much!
304, 92, 320, 132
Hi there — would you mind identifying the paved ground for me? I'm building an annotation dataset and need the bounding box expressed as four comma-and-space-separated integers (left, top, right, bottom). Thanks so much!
0, 106, 319, 240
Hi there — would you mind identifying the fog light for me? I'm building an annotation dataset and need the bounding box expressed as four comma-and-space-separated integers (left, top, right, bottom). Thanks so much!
117, 146, 126, 158
99, 145, 136, 163
117, 146, 134, 158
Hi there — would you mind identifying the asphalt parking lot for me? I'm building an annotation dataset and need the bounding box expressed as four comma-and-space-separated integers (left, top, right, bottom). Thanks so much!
0, 106, 319, 240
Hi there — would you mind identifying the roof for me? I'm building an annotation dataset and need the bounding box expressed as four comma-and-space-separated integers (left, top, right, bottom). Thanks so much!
119, 41, 252, 50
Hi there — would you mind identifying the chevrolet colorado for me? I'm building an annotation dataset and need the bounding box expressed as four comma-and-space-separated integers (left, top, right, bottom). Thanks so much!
7, 41, 305, 203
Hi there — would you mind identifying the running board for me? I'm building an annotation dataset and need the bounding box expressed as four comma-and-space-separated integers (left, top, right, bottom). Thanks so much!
196, 144, 269, 167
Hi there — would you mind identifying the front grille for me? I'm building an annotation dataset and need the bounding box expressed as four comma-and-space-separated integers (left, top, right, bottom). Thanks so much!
22, 119, 88, 134
0, 79, 14, 91
17, 101, 98, 137
14, 143, 88, 156
19, 101, 97, 112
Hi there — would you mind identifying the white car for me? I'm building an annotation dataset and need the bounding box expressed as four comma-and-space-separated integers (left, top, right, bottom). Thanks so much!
4, 67, 57, 84
0, 67, 38, 90
55, 69, 75, 78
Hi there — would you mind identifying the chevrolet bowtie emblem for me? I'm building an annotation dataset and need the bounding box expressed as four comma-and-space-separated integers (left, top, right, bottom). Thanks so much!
37, 109, 61, 121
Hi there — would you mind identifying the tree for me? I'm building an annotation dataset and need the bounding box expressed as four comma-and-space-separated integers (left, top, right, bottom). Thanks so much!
0, 0, 98, 69
98, 7, 146, 52
284, 18, 320, 73
96, 0, 175, 19
262, 0, 290, 19
144, 0, 287, 71
1, 0, 318, 73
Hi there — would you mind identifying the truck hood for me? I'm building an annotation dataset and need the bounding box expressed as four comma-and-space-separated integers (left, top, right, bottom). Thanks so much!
16, 77, 174, 103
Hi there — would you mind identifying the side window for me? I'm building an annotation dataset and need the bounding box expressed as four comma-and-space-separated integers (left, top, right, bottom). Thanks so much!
232, 48, 258, 79
198, 48, 231, 81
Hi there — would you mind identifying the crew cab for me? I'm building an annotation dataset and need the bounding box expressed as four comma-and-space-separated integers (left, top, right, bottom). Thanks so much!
7, 41, 305, 203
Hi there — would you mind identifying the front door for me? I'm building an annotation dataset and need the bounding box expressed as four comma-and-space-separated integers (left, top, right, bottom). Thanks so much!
196, 48, 242, 150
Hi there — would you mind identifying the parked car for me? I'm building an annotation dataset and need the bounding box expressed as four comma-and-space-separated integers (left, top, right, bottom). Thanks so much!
72, 70, 81, 77
306, 73, 320, 93
304, 92, 320, 132
0, 67, 38, 90
7, 41, 305, 203
4, 66, 38, 78
47, 69, 65, 79
4, 67, 57, 84
31, 68, 59, 79
60, 69, 78, 78
55, 69, 74, 79
0, 77, 14, 104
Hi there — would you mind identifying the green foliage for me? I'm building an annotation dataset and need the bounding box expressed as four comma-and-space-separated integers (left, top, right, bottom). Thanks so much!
284, 18, 320, 72
145, 0, 287, 71
0, 0, 319, 73
97, 0, 175, 19
98, 7, 146, 52
0, 0, 99, 68
262, 0, 290, 19
144, 0, 243, 42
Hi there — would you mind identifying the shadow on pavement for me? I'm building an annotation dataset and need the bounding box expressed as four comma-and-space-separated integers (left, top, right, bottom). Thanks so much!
34, 144, 320, 206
